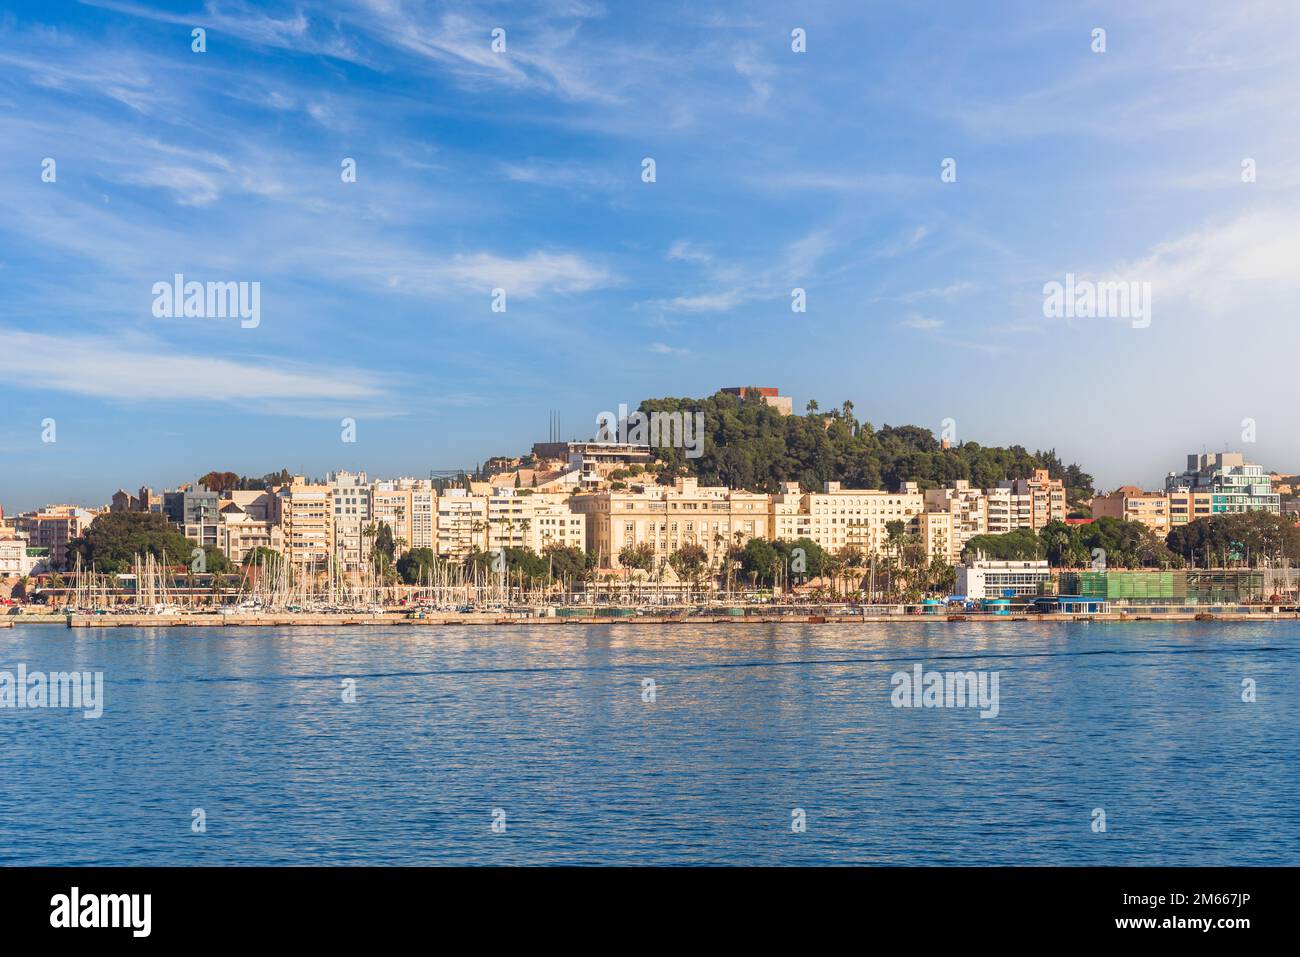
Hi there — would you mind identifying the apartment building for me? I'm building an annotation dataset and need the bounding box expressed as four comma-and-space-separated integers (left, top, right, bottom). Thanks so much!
163, 486, 221, 549
1164, 452, 1281, 516
329, 470, 371, 571
918, 510, 955, 564
411, 484, 435, 550
994, 469, 1066, 532
562, 441, 657, 489
16, 505, 97, 568
371, 482, 416, 555
435, 488, 489, 558
218, 491, 280, 563
1091, 486, 1172, 533
923, 480, 988, 561
273, 478, 332, 568
769, 482, 814, 543
487, 489, 587, 553
572, 476, 770, 571
0, 527, 38, 577
803, 481, 929, 556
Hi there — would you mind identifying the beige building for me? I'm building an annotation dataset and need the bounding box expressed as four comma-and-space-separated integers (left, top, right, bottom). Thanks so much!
435, 488, 489, 557
1166, 488, 1215, 527
273, 478, 332, 569
1091, 487, 1171, 533
987, 470, 1066, 533
16, 505, 97, 568
218, 494, 281, 563
572, 476, 770, 571
918, 510, 955, 564
370, 481, 414, 556
923, 480, 988, 561
802, 481, 930, 557
487, 489, 587, 554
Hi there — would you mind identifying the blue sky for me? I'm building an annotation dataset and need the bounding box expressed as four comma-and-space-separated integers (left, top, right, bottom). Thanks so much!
2, 0, 1299, 511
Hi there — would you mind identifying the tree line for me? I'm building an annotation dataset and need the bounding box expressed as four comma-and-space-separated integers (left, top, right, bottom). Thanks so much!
638, 389, 1094, 501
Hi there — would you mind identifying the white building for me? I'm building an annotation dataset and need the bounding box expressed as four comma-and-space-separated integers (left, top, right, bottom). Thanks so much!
487, 489, 586, 554
0, 531, 39, 577
329, 470, 371, 571
957, 560, 1051, 600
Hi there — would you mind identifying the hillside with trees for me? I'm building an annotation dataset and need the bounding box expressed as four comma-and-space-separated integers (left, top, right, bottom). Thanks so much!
637, 390, 1093, 498
65, 512, 197, 573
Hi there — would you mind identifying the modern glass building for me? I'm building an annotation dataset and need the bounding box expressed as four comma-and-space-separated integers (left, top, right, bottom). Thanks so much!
1164, 452, 1280, 514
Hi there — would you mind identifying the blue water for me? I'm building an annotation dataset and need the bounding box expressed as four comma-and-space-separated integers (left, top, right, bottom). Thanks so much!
0, 621, 1295, 865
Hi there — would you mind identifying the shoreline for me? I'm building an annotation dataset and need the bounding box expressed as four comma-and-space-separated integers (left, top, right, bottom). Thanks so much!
2, 610, 1298, 628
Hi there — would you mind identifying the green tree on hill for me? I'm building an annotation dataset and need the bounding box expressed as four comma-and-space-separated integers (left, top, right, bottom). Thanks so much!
637, 390, 1091, 498
64, 512, 195, 574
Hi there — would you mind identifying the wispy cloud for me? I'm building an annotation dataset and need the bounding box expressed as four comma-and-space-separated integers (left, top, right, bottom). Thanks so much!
5, 329, 391, 415
439, 251, 613, 297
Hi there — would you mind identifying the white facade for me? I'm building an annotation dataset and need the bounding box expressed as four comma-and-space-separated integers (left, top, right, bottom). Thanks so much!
0, 533, 38, 577
957, 560, 1051, 599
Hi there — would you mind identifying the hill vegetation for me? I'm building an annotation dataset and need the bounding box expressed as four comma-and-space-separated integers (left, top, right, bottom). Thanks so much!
638, 390, 1093, 499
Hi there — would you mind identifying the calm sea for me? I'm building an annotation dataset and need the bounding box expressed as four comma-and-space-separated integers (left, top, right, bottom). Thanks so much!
1, 620, 1295, 865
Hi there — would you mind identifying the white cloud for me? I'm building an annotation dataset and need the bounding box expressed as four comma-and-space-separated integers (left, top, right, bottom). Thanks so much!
4, 329, 389, 413
440, 251, 612, 297
648, 342, 690, 356
1116, 206, 1300, 314
657, 290, 745, 313
666, 240, 713, 265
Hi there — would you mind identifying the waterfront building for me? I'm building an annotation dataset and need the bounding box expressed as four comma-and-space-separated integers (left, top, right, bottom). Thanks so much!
1059, 568, 1292, 605
1164, 452, 1280, 516
957, 560, 1052, 599
486, 489, 586, 554
0, 527, 39, 577
217, 496, 281, 563
15, 505, 97, 568
572, 476, 770, 571
768, 482, 813, 542
804, 481, 929, 557
273, 478, 333, 569
329, 470, 371, 572
163, 486, 221, 549
918, 510, 954, 564
995, 469, 1066, 532
923, 480, 988, 561
435, 488, 489, 557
